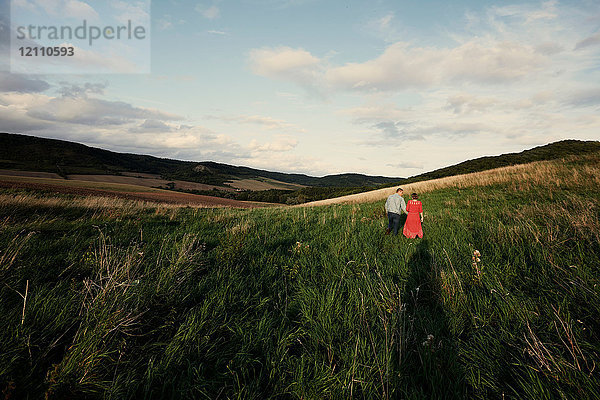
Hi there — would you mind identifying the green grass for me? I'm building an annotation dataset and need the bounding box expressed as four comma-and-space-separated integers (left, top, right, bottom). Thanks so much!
1, 158, 599, 399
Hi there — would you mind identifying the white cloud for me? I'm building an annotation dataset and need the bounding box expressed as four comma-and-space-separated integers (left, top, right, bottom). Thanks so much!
338, 104, 411, 124
28, 0, 100, 20
249, 46, 320, 77
205, 114, 302, 131
12, 0, 37, 13
26, 96, 181, 126
445, 93, 498, 114
248, 46, 325, 96
365, 12, 402, 43
491, 1, 558, 24
65, 0, 100, 20
109, 0, 150, 25
249, 135, 298, 152
195, 3, 220, 19
249, 38, 546, 94
326, 39, 545, 92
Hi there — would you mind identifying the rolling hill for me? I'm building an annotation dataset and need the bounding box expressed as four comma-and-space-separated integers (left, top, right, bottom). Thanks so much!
2, 133, 598, 205
0, 133, 403, 188
386, 139, 600, 187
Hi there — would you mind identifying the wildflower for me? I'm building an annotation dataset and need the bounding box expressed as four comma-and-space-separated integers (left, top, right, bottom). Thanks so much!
291, 241, 309, 254
422, 334, 435, 347
471, 249, 483, 284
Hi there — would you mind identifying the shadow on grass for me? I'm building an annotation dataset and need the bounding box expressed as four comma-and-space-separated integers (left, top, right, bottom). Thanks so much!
403, 238, 467, 398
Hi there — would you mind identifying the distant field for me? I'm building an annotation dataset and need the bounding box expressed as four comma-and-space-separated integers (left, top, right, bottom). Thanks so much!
226, 177, 306, 191
0, 169, 63, 179
66, 174, 231, 192
0, 174, 269, 208
0, 169, 304, 193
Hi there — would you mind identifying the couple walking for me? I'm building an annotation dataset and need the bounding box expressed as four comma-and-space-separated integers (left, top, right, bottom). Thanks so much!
385, 187, 423, 238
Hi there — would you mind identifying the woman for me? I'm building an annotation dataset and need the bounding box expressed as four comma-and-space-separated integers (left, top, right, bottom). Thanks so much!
403, 192, 423, 238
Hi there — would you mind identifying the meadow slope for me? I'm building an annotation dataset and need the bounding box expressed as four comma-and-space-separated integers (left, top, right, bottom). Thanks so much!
0, 153, 599, 399
303, 156, 599, 206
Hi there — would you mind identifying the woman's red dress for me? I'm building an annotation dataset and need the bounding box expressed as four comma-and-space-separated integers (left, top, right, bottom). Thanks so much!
403, 200, 423, 238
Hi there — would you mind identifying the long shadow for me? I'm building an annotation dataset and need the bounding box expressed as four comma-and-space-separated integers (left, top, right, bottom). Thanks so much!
401, 238, 467, 398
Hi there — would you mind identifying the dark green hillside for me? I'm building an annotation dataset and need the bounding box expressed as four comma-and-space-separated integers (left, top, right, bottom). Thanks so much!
0, 132, 188, 176
392, 139, 600, 187
0, 133, 402, 187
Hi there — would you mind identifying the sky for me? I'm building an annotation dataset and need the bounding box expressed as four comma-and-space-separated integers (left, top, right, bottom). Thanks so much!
1, 0, 599, 178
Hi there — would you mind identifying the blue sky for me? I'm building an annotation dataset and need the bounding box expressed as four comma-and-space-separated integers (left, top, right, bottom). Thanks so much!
1, 0, 599, 177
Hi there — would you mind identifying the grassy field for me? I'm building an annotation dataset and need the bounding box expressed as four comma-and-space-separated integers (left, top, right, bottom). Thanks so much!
1, 153, 599, 399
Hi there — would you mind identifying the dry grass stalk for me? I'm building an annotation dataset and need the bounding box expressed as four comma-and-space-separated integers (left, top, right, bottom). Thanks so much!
524, 320, 558, 374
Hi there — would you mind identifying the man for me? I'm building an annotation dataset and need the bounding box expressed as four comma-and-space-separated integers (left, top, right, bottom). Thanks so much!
385, 187, 407, 235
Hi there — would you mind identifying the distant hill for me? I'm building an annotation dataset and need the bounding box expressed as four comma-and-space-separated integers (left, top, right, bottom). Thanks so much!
2, 133, 598, 200
387, 139, 600, 188
0, 133, 402, 188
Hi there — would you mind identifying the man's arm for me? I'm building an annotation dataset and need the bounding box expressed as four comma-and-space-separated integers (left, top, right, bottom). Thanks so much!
400, 197, 407, 214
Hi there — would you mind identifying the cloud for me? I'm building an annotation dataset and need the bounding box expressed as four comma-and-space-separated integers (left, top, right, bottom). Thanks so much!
327, 39, 545, 92
205, 114, 301, 131
20, 0, 100, 20
249, 134, 298, 152
372, 121, 403, 138
64, 0, 100, 20
237, 150, 331, 176
0, 72, 50, 93
369, 120, 426, 142
445, 93, 497, 114
195, 3, 220, 19
58, 82, 107, 98
0, 107, 48, 132
25, 95, 181, 126
156, 14, 185, 31
250, 38, 545, 94
248, 46, 325, 96
366, 12, 402, 43
491, 1, 558, 24
565, 88, 600, 107
129, 119, 174, 133
109, 0, 150, 25
338, 104, 410, 124
386, 161, 424, 170
575, 32, 600, 50
158, 19, 173, 30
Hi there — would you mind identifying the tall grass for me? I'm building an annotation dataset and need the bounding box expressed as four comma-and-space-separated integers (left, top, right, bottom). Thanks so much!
304, 153, 600, 206
1, 154, 599, 398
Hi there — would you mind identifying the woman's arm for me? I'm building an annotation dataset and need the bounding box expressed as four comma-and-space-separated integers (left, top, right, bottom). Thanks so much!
420, 212, 423, 222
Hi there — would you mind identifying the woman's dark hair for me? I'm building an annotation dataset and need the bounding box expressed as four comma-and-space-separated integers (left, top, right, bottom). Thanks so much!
411, 192, 418, 199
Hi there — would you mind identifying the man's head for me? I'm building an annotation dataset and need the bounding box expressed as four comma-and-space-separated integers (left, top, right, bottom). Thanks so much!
396, 187, 403, 194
